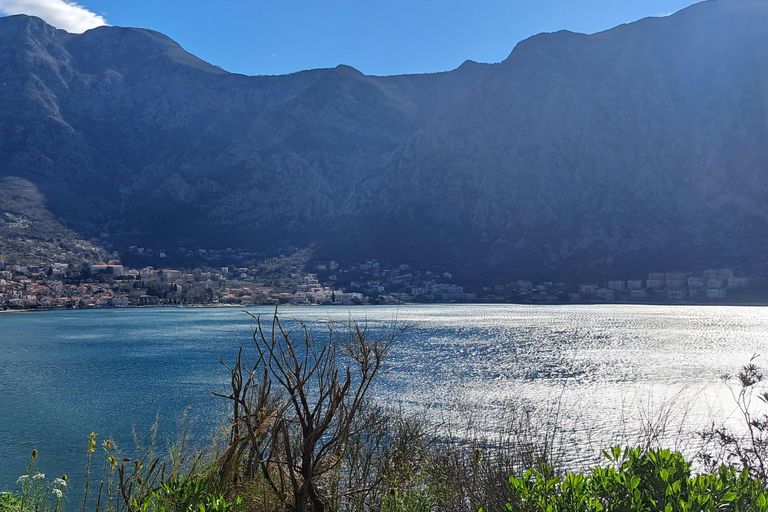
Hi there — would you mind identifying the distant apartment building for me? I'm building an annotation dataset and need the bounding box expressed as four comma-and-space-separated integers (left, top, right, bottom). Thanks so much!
608, 280, 626, 291
719, 269, 735, 280
595, 288, 614, 301
666, 279, 686, 289
728, 277, 749, 288
665, 273, 686, 289
646, 279, 665, 289
707, 279, 723, 289
687, 277, 704, 288
667, 289, 685, 300
164, 269, 182, 281
707, 288, 727, 299
630, 289, 646, 299
129, 288, 148, 299
579, 284, 598, 294
627, 280, 643, 290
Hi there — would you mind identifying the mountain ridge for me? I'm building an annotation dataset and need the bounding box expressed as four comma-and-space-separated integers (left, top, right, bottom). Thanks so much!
1, 1, 767, 281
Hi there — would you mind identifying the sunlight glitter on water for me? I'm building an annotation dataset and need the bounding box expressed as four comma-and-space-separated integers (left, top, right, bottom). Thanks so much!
0, 304, 766, 487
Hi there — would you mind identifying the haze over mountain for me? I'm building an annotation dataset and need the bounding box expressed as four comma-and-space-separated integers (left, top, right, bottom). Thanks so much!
1, 0, 766, 281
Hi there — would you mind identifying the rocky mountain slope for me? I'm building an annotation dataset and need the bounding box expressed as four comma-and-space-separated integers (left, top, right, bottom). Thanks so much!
1, 0, 766, 280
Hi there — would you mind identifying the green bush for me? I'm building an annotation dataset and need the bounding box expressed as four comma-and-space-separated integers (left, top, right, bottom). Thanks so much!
0, 493, 23, 512
499, 446, 768, 512
131, 475, 243, 512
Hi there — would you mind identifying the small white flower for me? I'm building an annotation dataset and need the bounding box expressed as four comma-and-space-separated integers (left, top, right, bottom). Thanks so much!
32, 473, 45, 480
16, 475, 29, 483
53, 478, 67, 487
52, 489, 63, 498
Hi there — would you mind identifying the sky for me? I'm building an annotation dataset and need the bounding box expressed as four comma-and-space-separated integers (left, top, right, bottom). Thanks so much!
0, 0, 703, 77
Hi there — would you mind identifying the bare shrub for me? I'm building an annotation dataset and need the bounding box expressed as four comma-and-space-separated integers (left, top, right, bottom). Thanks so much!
698, 357, 768, 481
213, 309, 409, 512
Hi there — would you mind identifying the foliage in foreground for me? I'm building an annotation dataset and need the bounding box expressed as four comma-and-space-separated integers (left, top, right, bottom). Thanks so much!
9, 445, 768, 512
1, 449, 67, 512
500, 446, 768, 512
129, 477, 243, 512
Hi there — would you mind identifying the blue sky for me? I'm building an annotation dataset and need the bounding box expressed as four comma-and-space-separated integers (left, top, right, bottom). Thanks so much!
0, 0, 701, 77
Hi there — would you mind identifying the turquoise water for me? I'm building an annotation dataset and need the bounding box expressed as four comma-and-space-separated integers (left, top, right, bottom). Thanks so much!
1, 304, 767, 494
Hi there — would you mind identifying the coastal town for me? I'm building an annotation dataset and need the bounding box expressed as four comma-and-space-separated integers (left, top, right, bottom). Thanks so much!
0, 246, 761, 310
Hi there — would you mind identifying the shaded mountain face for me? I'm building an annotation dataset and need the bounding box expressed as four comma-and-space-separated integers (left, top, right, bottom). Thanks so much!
1, 0, 767, 280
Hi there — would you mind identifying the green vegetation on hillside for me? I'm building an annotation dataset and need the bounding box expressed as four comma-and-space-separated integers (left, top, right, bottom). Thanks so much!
0, 177, 108, 266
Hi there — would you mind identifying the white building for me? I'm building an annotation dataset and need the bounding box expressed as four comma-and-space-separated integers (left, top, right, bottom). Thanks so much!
727, 277, 749, 288
667, 289, 685, 300
707, 279, 723, 289
706, 288, 727, 299
595, 289, 614, 301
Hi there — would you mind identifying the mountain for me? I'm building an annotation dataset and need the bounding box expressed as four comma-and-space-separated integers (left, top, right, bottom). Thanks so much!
0, 0, 767, 281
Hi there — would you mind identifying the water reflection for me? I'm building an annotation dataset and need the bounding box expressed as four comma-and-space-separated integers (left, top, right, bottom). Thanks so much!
0, 304, 765, 489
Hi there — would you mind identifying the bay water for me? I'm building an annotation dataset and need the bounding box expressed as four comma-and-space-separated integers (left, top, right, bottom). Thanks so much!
1, 304, 766, 495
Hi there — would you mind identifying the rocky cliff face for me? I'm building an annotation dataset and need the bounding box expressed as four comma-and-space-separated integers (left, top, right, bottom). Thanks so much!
1, 0, 767, 280
367, 0, 768, 277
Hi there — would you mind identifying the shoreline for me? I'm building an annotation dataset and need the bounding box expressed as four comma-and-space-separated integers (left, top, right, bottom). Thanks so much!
2, 300, 767, 315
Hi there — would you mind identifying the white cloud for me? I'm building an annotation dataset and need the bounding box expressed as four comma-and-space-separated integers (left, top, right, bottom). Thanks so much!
0, 0, 107, 33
